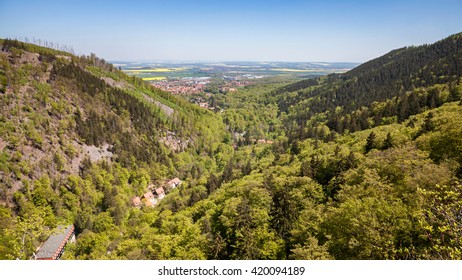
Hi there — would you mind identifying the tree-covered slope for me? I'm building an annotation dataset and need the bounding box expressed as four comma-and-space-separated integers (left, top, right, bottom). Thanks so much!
1, 34, 461, 261
266, 32, 462, 140
0, 39, 228, 259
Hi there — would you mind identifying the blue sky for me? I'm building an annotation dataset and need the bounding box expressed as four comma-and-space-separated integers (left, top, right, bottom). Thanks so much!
1, 0, 461, 62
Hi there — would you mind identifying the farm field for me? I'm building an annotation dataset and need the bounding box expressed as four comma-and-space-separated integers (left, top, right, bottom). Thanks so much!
142, 76, 167, 81
123, 67, 186, 72
114, 61, 358, 81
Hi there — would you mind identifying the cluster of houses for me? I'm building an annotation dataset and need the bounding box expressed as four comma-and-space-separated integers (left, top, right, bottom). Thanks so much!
246, 138, 274, 145
152, 78, 209, 95
132, 178, 181, 208
33, 179, 183, 259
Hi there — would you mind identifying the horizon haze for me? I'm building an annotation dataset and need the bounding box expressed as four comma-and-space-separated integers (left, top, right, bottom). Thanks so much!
1, 0, 462, 63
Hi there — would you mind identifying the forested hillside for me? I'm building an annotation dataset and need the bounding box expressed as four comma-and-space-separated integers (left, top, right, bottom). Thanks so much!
0, 39, 228, 259
264, 33, 462, 141
1, 34, 461, 260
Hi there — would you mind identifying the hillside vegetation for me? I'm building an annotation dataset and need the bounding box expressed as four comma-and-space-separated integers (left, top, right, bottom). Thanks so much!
0, 34, 461, 260
264, 33, 462, 141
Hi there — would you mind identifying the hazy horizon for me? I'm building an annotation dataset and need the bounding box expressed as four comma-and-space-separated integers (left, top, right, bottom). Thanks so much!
110, 59, 361, 64
1, 0, 462, 62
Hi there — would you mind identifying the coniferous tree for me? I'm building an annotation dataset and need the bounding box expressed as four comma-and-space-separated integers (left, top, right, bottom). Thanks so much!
206, 174, 220, 194
365, 132, 377, 153
382, 132, 394, 150
421, 112, 435, 133
242, 160, 252, 176
270, 186, 298, 258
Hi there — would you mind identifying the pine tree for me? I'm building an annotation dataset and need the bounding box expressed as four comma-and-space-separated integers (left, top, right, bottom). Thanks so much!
421, 112, 435, 133
206, 174, 220, 194
242, 160, 252, 176
382, 132, 394, 150
365, 131, 376, 153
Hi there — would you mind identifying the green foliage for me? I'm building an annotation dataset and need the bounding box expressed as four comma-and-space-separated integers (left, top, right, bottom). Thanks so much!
3, 212, 53, 259
418, 183, 462, 259
1, 35, 462, 261
265, 33, 462, 141
1, 38, 72, 57
323, 195, 414, 259
0, 53, 9, 93
93, 212, 115, 233
382, 132, 394, 150
364, 131, 377, 153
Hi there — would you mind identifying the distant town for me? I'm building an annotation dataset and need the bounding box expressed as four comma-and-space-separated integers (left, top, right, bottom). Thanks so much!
114, 61, 358, 107
150, 75, 259, 95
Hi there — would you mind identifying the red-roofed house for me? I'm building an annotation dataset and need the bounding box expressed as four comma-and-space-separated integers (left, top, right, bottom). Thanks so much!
132, 196, 141, 207
143, 192, 154, 200
154, 187, 165, 199
167, 178, 181, 189
141, 191, 157, 207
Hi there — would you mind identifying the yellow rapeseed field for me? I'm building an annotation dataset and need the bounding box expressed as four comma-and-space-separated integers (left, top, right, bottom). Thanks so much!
142, 77, 167, 81
124, 68, 186, 73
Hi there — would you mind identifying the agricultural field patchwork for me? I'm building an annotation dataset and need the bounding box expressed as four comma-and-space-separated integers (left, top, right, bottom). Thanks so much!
115, 61, 358, 81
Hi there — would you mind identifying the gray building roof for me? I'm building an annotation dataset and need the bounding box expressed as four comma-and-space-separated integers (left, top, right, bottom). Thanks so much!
35, 225, 74, 260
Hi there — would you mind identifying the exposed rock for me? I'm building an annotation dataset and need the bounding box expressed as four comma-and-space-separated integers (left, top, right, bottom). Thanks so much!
143, 94, 174, 117
102, 76, 132, 90
160, 130, 189, 152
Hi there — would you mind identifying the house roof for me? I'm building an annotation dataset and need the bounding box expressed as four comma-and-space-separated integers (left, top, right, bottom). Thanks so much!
143, 192, 154, 200
132, 196, 141, 205
144, 199, 153, 207
168, 178, 181, 185
155, 187, 165, 195
35, 225, 74, 260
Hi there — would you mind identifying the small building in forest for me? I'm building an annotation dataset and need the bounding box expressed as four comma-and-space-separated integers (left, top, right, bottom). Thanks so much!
35, 225, 75, 260
142, 191, 157, 207
167, 178, 181, 189
154, 187, 165, 199
132, 196, 141, 207
143, 191, 154, 200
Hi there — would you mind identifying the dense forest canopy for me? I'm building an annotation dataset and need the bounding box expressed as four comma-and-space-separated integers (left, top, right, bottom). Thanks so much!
0, 33, 461, 260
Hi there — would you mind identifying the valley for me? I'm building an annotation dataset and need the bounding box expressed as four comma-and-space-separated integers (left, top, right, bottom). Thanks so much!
0, 33, 461, 260
116, 61, 357, 95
